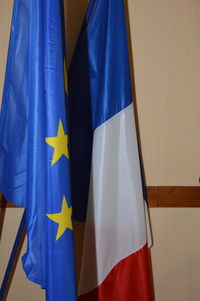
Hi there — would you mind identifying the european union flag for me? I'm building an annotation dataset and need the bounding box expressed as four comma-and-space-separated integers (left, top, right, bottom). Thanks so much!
0, 0, 77, 300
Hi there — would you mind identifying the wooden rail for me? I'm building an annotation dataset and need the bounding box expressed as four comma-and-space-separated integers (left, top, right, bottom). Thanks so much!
1, 187, 200, 208
147, 186, 200, 207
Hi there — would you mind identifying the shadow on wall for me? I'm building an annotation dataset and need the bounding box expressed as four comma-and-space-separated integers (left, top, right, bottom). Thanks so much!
64, 0, 89, 66
0, 195, 26, 301
0, 193, 6, 242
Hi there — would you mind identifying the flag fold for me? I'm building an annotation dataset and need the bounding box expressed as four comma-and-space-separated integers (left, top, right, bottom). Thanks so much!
0, 0, 77, 300
69, 0, 153, 300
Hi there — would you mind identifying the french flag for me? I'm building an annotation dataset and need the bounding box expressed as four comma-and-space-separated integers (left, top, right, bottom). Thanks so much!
69, 0, 153, 300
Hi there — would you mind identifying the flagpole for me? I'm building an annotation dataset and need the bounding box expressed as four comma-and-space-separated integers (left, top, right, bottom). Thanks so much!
0, 210, 26, 300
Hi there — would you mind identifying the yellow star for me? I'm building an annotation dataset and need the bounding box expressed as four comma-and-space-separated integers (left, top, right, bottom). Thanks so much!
45, 120, 69, 166
46, 195, 73, 241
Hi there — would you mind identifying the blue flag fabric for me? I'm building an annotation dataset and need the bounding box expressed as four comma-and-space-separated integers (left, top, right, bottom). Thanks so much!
69, 0, 132, 221
0, 0, 76, 300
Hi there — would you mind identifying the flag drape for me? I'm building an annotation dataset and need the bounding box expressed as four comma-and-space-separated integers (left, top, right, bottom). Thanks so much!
0, 0, 77, 300
69, 0, 153, 299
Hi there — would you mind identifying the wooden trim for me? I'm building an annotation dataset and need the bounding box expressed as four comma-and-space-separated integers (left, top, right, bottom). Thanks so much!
147, 186, 200, 207
1, 187, 200, 208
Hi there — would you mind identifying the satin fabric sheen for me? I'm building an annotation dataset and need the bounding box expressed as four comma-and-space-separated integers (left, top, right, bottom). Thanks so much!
0, 0, 77, 300
78, 105, 150, 296
79, 244, 152, 301
69, 0, 132, 221
69, 0, 152, 299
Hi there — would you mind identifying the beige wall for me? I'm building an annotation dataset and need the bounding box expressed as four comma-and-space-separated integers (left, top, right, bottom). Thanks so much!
0, 1, 200, 300
128, 2, 200, 299
128, 0, 200, 186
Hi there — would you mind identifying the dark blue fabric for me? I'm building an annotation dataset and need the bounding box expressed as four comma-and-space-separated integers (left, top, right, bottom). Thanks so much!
69, 0, 132, 221
0, 0, 76, 299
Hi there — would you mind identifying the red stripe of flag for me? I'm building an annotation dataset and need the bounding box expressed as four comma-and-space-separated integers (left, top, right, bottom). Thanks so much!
79, 244, 153, 301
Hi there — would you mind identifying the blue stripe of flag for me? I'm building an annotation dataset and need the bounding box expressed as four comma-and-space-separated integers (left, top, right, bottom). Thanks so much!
69, 0, 132, 221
